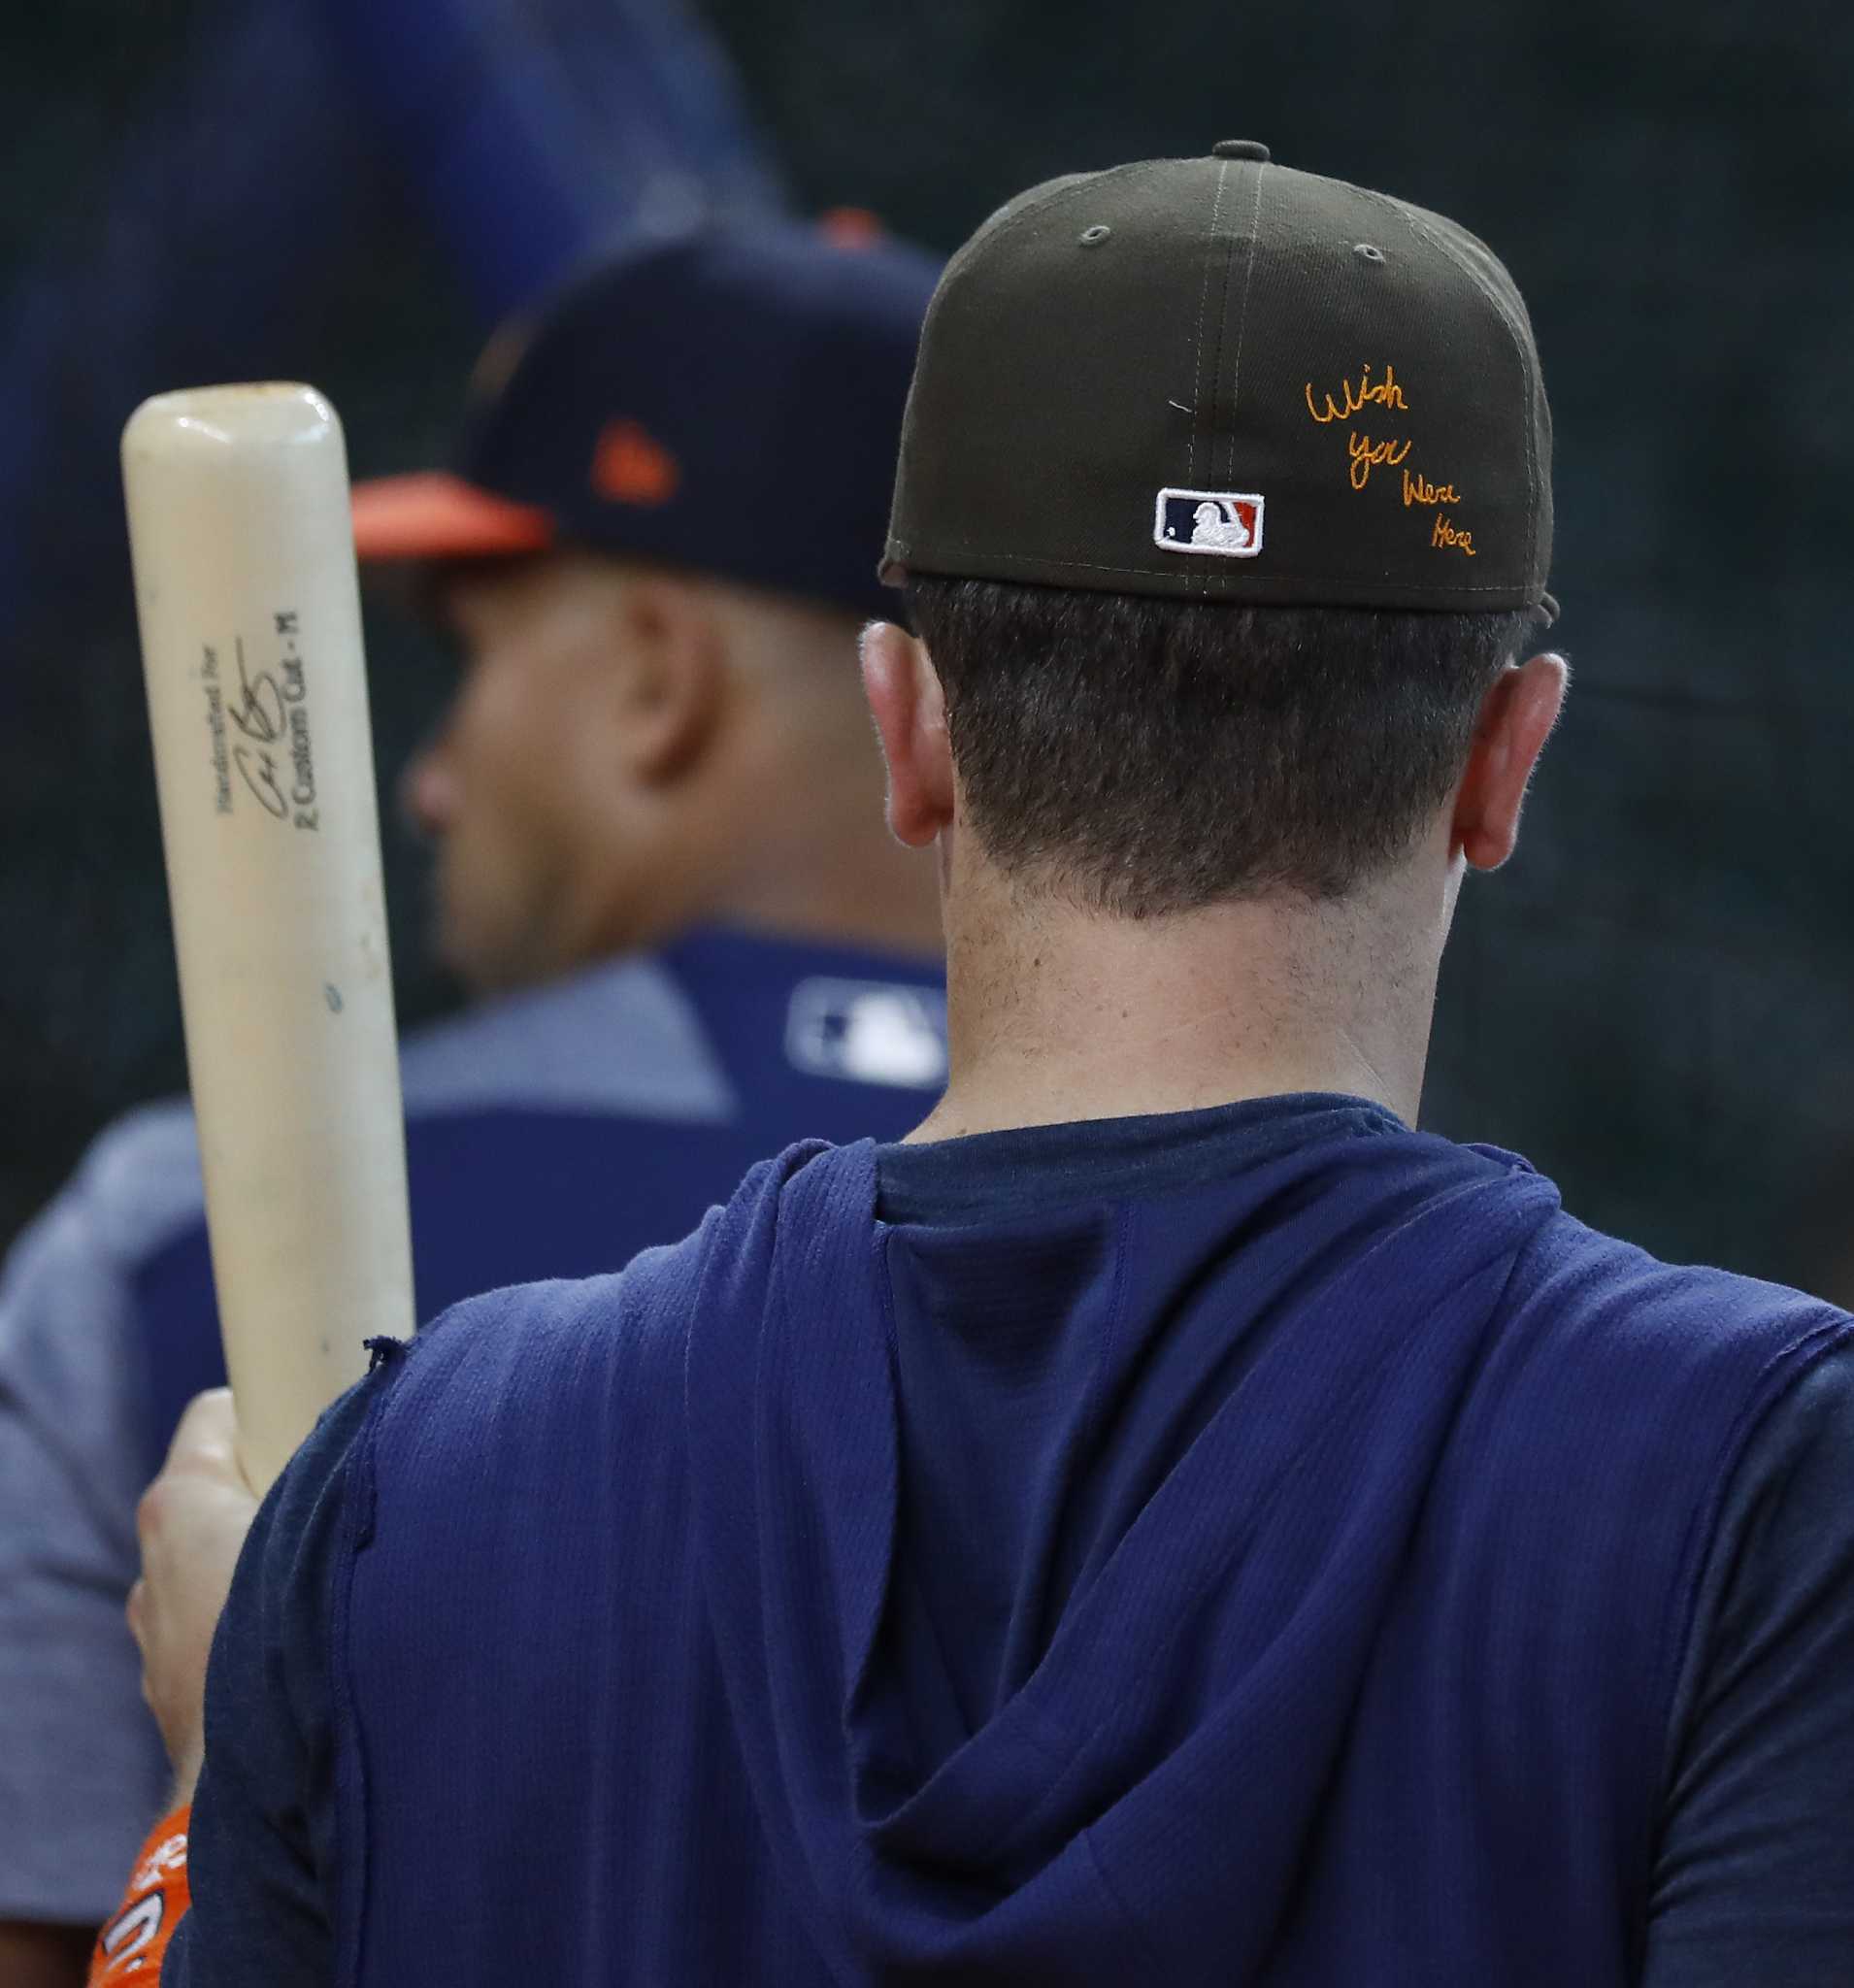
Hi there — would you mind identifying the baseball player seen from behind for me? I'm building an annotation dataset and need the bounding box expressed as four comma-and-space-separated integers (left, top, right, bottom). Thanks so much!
110, 146, 1854, 1987
0, 217, 948, 1988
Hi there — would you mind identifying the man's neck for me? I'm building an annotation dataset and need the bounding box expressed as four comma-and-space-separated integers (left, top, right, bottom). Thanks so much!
909, 861, 1447, 1143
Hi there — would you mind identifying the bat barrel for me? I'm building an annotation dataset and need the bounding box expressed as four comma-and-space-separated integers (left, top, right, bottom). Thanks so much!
122, 384, 414, 1491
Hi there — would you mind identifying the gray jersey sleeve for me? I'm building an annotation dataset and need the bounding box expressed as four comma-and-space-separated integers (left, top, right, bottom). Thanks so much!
0, 1105, 202, 1925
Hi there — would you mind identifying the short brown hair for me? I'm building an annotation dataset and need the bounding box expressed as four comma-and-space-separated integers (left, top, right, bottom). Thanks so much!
907, 578, 1535, 918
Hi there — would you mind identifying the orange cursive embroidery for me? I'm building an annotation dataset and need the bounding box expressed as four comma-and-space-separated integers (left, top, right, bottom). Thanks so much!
1305, 363, 1408, 425
1432, 514, 1476, 556
1402, 468, 1461, 508
1347, 430, 1411, 490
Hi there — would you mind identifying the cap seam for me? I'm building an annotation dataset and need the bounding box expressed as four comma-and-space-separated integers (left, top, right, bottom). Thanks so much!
1223, 163, 1269, 489
1188, 161, 1233, 493
1197, 170, 1244, 597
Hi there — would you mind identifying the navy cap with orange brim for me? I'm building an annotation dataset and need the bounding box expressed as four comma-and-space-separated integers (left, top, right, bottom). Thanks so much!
349, 217, 941, 622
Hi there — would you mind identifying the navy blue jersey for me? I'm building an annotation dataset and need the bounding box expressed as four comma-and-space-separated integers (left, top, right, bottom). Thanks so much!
0, 925, 944, 1926
162, 1099, 1854, 1984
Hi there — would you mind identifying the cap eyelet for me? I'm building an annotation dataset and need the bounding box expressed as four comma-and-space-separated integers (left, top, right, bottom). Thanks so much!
1078, 224, 1112, 247
1353, 242, 1386, 264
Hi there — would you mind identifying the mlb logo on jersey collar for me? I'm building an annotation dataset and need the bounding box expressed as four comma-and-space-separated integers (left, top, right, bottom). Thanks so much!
1154, 487, 1265, 558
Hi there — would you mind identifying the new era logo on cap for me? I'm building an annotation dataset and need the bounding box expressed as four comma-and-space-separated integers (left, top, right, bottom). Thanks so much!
1154, 487, 1265, 559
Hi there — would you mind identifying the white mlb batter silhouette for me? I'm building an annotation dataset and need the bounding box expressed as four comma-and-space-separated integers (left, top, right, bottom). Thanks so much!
1190, 499, 1251, 549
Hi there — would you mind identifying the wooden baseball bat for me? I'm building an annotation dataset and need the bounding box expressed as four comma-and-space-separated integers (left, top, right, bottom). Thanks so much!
122, 383, 414, 1493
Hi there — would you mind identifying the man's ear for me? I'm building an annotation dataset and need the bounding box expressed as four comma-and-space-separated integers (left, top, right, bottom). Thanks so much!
1452, 651, 1569, 871
860, 621, 954, 847
607, 573, 725, 783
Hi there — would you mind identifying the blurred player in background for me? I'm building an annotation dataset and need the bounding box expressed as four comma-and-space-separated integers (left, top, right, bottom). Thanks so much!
0, 216, 943, 1985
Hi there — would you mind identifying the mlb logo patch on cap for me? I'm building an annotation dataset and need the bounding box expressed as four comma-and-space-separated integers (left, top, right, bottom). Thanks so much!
1154, 488, 1264, 559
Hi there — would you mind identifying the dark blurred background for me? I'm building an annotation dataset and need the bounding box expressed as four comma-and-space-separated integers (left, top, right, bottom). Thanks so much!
3, 0, 1850, 1291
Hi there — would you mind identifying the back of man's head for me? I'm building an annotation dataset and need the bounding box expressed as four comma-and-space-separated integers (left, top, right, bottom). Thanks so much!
906, 584, 1533, 917
880, 144, 1558, 922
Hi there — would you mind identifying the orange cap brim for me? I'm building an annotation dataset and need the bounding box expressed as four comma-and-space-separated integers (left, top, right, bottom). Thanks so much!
350, 471, 555, 563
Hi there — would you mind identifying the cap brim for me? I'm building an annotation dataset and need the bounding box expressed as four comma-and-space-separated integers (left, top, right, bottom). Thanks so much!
350, 471, 555, 563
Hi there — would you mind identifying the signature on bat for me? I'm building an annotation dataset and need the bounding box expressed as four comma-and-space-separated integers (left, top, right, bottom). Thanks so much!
229, 636, 288, 818
228, 635, 316, 828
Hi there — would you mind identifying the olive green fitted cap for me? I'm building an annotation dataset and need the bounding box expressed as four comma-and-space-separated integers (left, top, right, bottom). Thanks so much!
883, 141, 1555, 619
